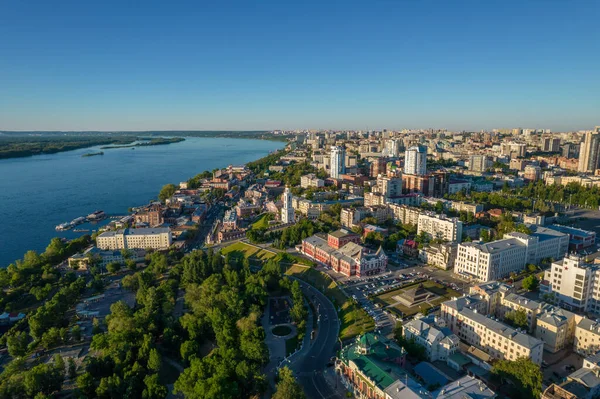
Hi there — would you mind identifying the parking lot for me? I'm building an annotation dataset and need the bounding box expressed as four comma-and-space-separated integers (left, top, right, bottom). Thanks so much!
310, 256, 471, 333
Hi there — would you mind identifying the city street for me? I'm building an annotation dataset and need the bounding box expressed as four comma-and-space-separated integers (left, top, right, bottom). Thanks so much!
287, 277, 345, 399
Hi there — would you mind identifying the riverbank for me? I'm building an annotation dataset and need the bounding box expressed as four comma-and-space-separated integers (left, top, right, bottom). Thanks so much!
0, 137, 285, 267
0, 131, 288, 159
100, 137, 185, 149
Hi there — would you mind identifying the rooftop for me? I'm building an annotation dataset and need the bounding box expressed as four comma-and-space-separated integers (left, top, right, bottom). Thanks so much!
432, 376, 496, 399
503, 293, 541, 311
460, 238, 525, 254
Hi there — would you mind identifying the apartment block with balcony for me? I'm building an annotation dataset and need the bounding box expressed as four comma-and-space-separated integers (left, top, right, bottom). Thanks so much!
417, 212, 463, 243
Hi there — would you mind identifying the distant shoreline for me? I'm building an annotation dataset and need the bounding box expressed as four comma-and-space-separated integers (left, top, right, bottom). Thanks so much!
0, 131, 289, 159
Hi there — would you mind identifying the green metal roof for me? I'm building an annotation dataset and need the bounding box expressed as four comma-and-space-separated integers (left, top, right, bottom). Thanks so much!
340, 333, 407, 391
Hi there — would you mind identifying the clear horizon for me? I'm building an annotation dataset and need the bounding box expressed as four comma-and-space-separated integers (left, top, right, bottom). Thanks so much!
1, 0, 599, 132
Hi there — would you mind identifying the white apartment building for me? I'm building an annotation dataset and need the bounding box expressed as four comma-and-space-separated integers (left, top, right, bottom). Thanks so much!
542, 255, 600, 315
376, 175, 403, 198
455, 238, 527, 282
388, 203, 421, 226
300, 173, 325, 188
403, 314, 460, 362
340, 206, 392, 228
505, 227, 569, 265
456, 228, 568, 282
466, 282, 580, 353
417, 212, 463, 243
469, 155, 490, 172
419, 242, 457, 270
575, 318, 600, 356
96, 228, 172, 250
330, 146, 346, 179
404, 145, 427, 176
444, 307, 544, 365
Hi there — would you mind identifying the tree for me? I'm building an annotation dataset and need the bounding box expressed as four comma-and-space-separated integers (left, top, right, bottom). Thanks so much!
505, 309, 529, 330
491, 357, 542, 399
158, 183, 177, 202
142, 373, 167, 399
71, 325, 82, 341
77, 372, 97, 397
273, 366, 306, 399
7, 331, 29, 358
106, 262, 121, 274
24, 362, 64, 397
126, 259, 137, 271
480, 229, 491, 243
394, 324, 426, 361
522, 275, 540, 292
147, 348, 162, 373
68, 357, 77, 379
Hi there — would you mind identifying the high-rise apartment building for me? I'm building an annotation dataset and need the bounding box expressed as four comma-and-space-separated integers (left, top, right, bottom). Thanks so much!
369, 157, 387, 177
383, 139, 400, 157
541, 136, 561, 152
404, 145, 427, 176
469, 155, 490, 172
330, 146, 346, 179
562, 143, 580, 159
578, 128, 600, 173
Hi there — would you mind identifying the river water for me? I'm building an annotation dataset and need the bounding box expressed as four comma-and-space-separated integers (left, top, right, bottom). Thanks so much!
0, 137, 283, 267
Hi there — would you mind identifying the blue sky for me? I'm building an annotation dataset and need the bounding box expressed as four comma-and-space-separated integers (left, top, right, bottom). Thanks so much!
0, 0, 598, 131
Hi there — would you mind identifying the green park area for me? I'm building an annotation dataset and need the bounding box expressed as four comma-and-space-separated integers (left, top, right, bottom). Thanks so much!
250, 213, 273, 230
221, 241, 276, 261
372, 280, 461, 318
284, 265, 374, 341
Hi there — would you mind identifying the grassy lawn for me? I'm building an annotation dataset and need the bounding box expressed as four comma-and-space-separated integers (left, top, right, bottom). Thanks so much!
284, 265, 374, 341
372, 280, 461, 318
251, 213, 273, 230
221, 241, 276, 261
285, 335, 300, 356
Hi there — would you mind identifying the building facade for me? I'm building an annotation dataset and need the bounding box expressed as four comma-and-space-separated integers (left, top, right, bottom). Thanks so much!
301, 230, 387, 277
330, 146, 346, 179
402, 314, 459, 362
417, 213, 463, 243
404, 145, 427, 176
418, 243, 458, 270
281, 186, 295, 224
300, 173, 325, 188
96, 228, 172, 250
443, 306, 544, 365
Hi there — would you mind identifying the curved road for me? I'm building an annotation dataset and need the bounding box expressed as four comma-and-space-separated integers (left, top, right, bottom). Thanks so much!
288, 277, 344, 399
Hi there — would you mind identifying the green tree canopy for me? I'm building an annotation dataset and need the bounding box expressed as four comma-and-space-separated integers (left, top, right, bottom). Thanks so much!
491, 357, 542, 399
522, 275, 540, 292
158, 184, 177, 202
273, 366, 306, 399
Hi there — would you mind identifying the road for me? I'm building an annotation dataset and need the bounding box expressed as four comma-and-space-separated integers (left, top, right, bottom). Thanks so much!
288, 278, 344, 399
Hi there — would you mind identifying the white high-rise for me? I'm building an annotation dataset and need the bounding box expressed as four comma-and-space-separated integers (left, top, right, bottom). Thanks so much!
404, 145, 427, 176
330, 146, 346, 179
281, 186, 295, 224
578, 127, 600, 173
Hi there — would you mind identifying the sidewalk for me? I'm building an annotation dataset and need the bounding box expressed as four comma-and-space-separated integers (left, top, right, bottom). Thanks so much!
322, 367, 350, 398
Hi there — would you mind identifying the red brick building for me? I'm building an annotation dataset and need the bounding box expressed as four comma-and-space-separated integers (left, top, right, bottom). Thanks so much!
301, 229, 387, 277
327, 229, 361, 249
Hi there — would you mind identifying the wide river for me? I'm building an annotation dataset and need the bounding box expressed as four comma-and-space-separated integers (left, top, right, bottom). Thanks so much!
0, 137, 283, 267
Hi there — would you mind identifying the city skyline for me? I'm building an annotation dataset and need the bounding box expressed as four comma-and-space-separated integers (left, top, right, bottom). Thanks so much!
1, 0, 599, 131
